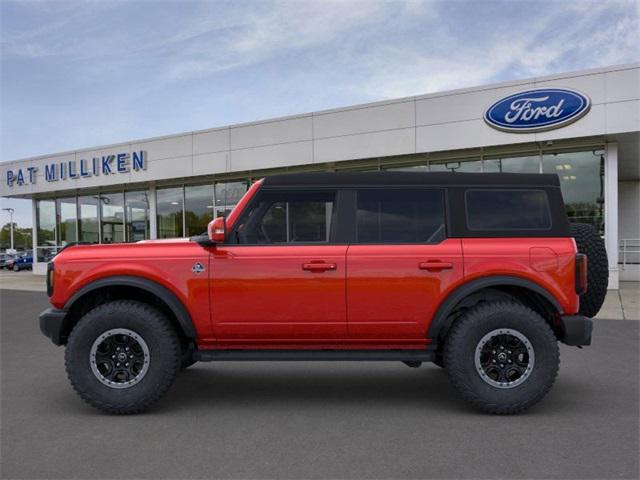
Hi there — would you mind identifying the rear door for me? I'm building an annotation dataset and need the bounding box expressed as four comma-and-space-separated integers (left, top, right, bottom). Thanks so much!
210, 188, 348, 343
346, 188, 463, 343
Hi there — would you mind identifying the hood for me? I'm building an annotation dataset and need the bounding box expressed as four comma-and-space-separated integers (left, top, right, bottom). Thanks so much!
136, 238, 192, 244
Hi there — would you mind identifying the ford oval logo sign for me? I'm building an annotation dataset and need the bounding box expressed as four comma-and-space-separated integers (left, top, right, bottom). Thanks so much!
484, 88, 591, 133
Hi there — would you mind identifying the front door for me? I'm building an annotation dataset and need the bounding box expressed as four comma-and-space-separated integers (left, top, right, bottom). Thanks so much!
210, 188, 348, 346
346, 188, 463, 344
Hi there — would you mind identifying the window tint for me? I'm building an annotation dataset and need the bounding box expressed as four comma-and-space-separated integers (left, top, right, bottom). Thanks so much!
235, 191, 335, 244
466, 189, 551, 230
356, 189, 445, 243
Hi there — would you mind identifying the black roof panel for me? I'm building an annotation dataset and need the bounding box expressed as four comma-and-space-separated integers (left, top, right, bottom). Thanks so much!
262, 171, 560, 187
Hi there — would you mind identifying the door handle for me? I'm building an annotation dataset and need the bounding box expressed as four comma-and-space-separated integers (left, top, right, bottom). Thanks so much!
302, 262, 337, 272
419, 261, 453, 271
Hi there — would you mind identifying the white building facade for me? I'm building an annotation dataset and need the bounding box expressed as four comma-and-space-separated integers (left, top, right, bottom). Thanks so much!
1, 63, 639, 287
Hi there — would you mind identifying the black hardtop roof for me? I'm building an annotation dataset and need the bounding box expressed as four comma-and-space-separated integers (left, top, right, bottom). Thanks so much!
262, 171, 560, 187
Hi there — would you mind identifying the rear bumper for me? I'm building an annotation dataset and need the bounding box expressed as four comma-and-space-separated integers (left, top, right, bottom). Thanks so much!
39, 308, 68, 346
559, 315, 593, 346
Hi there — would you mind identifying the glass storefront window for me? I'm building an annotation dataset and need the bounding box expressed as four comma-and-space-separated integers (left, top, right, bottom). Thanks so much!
56, 197, 78, 246
483, 155, 541, 173
214, 181, 248, 218
430, 159, 481, 172
384, 164, 428, 172
157, 187, 184, 238
125, 191, 150, 242
185, 184, 214, 237
36, 200, 56, 261
78, 196, 99, 243
100, 193, 125, 243
543, 151, 604, 233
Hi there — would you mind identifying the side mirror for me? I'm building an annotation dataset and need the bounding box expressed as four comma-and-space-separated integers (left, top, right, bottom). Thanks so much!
208, 216, 226, 243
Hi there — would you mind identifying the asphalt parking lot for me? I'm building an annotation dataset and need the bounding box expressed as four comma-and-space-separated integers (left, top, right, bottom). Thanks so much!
1, 289, 638, 479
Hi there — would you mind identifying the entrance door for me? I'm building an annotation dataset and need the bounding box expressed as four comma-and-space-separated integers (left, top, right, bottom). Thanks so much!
346, 188, 463, 343
210, 189, 348, 345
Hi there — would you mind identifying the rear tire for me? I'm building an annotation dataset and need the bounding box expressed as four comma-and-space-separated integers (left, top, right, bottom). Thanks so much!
444, 301, 559, 414
433, 351, 445, 368
570, 223, 608, 317
65, 300, 181, 414
13, 264, 19, 272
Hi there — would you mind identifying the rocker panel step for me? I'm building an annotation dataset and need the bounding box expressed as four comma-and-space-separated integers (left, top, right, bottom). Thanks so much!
195, 349, 434, 362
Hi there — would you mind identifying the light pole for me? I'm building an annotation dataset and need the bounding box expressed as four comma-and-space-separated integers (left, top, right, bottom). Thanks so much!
2, 207, 15, 251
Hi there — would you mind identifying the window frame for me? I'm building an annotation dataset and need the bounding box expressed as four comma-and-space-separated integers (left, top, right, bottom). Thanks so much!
227, 187, 343, 246
351, 187, 448, 245
464, 188, 553, 232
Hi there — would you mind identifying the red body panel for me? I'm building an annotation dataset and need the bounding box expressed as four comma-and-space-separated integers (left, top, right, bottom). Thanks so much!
209, 245, 348, 346
346, 239, 463, 345
49, 182, 580, 351
50, 241, 213, 339
461, 238, 579, 315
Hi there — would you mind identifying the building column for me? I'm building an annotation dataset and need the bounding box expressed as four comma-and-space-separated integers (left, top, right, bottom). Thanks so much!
31, 198, 43, 275
605, 142, 619, 290
149, 185, 157, 239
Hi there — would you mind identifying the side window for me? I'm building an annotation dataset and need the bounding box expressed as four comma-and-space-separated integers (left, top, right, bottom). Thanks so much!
356, 189, 446, 243
465, 189, 552, 230
234, 190, 336, 244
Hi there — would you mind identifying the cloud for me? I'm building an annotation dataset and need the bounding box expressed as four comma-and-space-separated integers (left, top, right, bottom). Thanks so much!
3, 0, 637, 91
351, 0, 640, 99
163, 1, 401, 80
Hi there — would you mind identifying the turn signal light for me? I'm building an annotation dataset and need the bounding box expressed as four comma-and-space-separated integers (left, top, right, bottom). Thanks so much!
47, 262, 55, 297
575, 254, 588, 295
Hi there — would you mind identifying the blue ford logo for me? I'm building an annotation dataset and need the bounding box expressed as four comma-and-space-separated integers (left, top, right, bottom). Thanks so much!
484, 88, 591, 133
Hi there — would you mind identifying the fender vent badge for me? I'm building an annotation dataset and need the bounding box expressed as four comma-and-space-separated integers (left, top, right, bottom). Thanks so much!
192, 262, 205, 274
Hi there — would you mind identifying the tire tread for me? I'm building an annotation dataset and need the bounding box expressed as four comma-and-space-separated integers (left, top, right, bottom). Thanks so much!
444, 301, 559, 414
65, 300, 180, 415
570, 222, 608, 317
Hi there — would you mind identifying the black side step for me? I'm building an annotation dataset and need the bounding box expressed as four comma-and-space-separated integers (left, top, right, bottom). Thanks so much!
195, 349, 434, 362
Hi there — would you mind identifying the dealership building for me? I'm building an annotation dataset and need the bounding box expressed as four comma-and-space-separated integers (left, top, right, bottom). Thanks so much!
1, 63, 638, 287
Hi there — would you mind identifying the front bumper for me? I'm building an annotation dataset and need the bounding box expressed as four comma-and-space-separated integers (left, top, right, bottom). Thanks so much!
559, 315, 593, 346
39, 308, 68, 346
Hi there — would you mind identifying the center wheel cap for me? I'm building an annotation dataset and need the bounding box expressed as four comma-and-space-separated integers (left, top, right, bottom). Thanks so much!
475, 328, 535, 389
90, 328, 150, 389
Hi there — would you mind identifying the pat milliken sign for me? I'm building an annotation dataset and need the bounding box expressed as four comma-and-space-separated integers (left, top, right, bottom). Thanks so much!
484, 88, 591, 133
5, 151, 147, 187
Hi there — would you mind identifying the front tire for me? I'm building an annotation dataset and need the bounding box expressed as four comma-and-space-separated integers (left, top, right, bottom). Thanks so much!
444, 301, 559, 414
65, 300, 181, 414
180, 343, 197, 370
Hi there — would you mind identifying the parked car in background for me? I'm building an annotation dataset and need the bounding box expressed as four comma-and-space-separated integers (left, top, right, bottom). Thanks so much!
0, 253, 16, 269
8, 253, 33, 271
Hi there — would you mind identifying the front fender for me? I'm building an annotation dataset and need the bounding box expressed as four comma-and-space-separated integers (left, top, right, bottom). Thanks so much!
64, 275, 197, 339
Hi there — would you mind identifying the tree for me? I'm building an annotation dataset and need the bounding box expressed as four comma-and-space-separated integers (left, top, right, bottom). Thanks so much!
0, 223, 32, 251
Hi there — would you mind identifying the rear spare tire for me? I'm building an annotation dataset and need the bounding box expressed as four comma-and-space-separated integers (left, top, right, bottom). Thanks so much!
570, 223, 608, 317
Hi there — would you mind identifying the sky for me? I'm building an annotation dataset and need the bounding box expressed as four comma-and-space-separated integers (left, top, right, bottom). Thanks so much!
1, 0, 639, 228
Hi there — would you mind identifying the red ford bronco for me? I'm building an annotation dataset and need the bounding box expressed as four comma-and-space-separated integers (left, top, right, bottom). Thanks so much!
40, 172, 608, 414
